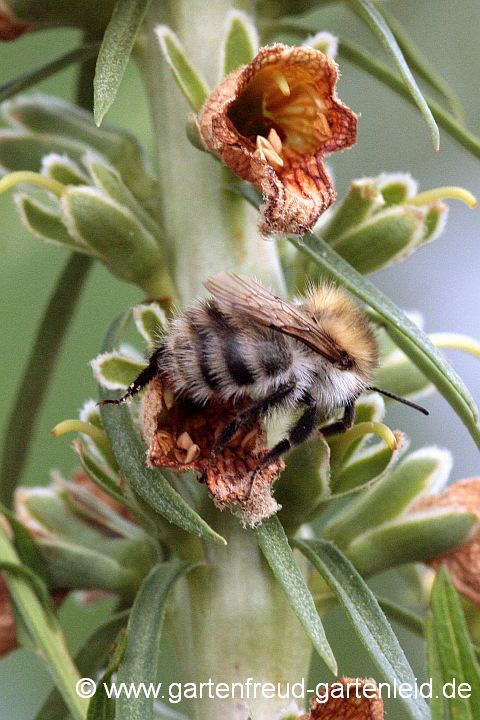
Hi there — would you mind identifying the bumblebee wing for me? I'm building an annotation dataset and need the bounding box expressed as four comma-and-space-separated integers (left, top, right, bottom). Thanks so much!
204, 272, 348, 364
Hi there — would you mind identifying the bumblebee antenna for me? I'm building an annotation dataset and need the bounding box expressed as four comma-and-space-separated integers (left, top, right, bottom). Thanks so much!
368, 387, 429, 416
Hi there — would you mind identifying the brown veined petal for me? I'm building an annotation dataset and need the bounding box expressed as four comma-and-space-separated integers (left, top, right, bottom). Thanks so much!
412, 477, 480, 607
198, 43, 357, 236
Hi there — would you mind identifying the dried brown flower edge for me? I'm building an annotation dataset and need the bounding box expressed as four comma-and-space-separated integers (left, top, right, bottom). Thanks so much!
198, 43, 357, 236
299, 678, 384, 720
143, 375, 284, 525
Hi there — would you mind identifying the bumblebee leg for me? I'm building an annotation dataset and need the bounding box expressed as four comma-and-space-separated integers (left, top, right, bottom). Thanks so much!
212, 384, 295, 456
257, 396, 317, 471
319, 401, 356, 436
98, 345, 164, 406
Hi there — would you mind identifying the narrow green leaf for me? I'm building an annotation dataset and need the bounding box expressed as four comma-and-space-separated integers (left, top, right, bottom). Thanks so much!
87, 628, 127, 720
0, 500, 46, 576
289, 233, 480, 449
155, 26, 209, 112
0, 44, 100, 103
94, 0, 153, 126
115, 560, 198, 720
335, 37, 480, 160
0, 526, 89, 720
431, 567, 480, 719
0, 560, 57, 626
294, 538, 430, 720
35, 609, 130, 720
376, 596, 424, 637
374, 2, 465, 121
221, 10, 258, 78
0, 253, 92, 507
378, 596, 480, 664
255, 515, 337, 675
348, 0, 440, 150
425, 614, 445, 720
276, 435, 330, 534
99, 313, 226, 545
76, 443, 153, 529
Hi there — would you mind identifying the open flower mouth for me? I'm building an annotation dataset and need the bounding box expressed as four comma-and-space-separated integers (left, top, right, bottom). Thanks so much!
227, 63, 335, 173
199, 44, 357, 235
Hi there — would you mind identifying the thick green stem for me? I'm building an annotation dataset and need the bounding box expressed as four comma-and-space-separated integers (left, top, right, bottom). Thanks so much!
135, 0, 286, 304
167, 512, 312, 720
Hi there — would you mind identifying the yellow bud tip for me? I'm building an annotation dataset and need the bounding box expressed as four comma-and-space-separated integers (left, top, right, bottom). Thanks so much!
408, 186, 476, 208
0, 171, 65, 198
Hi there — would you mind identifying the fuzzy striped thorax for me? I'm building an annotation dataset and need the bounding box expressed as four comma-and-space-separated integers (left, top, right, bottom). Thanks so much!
198, 43, 357, 236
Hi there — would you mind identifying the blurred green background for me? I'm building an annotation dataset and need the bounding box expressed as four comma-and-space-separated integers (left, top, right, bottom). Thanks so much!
0, 0, 479, 717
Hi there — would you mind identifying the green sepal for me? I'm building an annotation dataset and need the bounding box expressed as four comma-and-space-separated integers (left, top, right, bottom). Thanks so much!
60, 185, 163, 285
86, 628, 127, 720
132, 302, 168, 347
155, 26, 209, 112
377, 172, 418, 205
329, 205, 424, 274
304, 31, 338, 58
430, 567, 480, 718
94, 0, 153, 126
322, 447, 453, 547
18, 486, 158, 595
14, 193, 101, 256
329, 436, 406, 496
347, 509, 477, 578
91, 347, 146, 389
37, 539, 149, 597
85, 154, 165, 239
41, 153, 90, 185
421, 201, 448, 244
320, 178, 384, 243
276, 435, 330, 534
221, 10, 258, 78
327, 392, 386, 471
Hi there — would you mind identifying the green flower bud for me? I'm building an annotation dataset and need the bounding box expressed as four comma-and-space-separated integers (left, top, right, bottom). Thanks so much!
14, 476, 159, 598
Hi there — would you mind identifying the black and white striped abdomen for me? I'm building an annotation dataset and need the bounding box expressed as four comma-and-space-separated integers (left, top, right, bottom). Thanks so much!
160, 299, 312, 405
